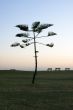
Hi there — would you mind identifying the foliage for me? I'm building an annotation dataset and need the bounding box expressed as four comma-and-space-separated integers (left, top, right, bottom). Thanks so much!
11, 42, 20, 47
16, 33, 29, 37
20, 45, 24, 48
16, 24, 28, 31
32, 21, 40, 31
46, 43, 54, 47
11, 21, 56, 49
48, 32, 57, 36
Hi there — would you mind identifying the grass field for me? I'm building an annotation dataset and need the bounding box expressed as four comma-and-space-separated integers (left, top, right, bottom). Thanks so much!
0, 70, 73, 110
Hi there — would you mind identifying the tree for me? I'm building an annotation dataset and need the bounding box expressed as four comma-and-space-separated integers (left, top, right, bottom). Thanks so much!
11, 21, 57, 84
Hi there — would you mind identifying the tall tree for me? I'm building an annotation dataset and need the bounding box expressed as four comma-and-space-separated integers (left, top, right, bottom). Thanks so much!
11, 21, 57, 84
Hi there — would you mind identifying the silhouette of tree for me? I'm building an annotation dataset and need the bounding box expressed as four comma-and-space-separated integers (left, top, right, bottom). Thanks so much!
11, 21, 57, 84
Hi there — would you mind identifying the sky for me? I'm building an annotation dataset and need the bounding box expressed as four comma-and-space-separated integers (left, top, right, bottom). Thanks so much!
0, 0, 73, 70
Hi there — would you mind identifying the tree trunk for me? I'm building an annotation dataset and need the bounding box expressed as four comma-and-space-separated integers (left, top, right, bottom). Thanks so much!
32, 32, 37, 84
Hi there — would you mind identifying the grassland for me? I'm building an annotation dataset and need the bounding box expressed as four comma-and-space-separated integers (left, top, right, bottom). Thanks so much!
0, 70, 73, 110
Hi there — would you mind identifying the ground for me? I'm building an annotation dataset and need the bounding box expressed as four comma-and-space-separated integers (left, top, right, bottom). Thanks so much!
0, 70, 73, 110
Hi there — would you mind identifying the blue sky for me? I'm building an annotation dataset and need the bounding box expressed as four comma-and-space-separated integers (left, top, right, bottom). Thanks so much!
0, 0, 73, 70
